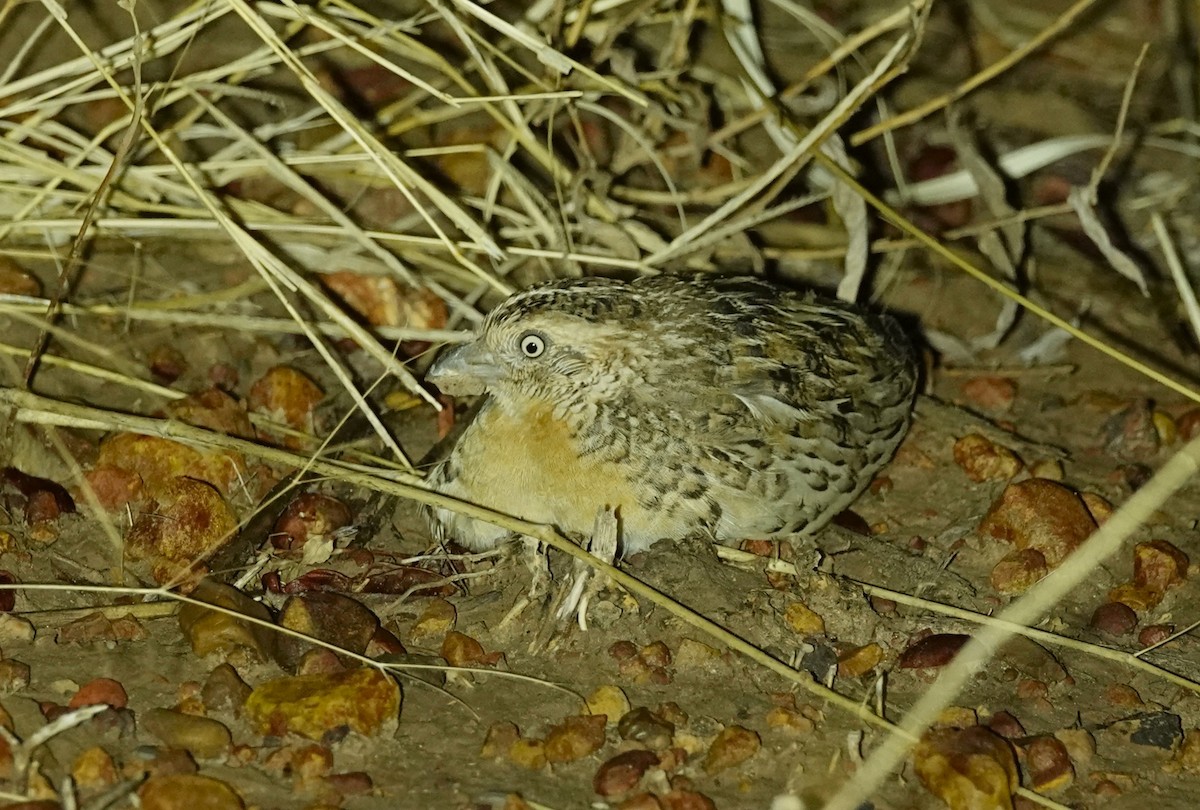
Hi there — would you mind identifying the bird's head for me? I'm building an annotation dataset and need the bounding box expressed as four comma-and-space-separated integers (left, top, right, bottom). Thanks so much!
425, 278, 658, 404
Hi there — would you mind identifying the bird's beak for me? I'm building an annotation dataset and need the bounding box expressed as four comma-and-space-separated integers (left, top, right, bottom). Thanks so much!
425, 341, 501, 396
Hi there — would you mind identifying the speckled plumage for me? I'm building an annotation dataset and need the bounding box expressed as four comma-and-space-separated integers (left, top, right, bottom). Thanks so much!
424, 274, 917, 554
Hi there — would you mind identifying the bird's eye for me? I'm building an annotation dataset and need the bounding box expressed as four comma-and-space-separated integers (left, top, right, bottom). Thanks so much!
519, 331, 547, 358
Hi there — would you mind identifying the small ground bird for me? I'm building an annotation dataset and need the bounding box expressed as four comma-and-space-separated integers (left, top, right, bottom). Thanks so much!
424, 274, 917, 555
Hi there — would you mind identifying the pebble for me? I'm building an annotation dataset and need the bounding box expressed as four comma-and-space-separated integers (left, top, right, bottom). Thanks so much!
244, 667, 400, 741
201, 664, 252, 715
618, 707, 675, 751
980, 479, 1096, 566
138, 774, 244, 810
141, 708, 232, 760
544, 714, 607, 763
913, 727, 1016, 810
593, 750, 658, 797
69, 678, 128, 710
275, 591, 379, 671
702, 726, 760, 774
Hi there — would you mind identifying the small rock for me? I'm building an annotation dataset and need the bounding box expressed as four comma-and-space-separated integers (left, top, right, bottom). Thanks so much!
594, 750, 658, 797
270, 493, 351, 552
586, 685, 630, 724
765, 706, 815, 733
83, 465, 144, 512
618, 707, 675, 751
544, 714, 607, 763
987, 711, 1025, 739
408, 598, 456, 644
1053, 728, 1095, 766
141, 709, 232, 759
72, 746, 119, 791
962, 376, 1017, 412
1, 468, 75, 525
954, 434, 1022, 482
913, 727, 1017, 810
674, 638, 722, 668
1138, 624, 1173, 648
69, 678, 127, 710
1105, 400, 1160, 461
178, 580, 276, 662
0, 614, 36, 644
365, 625, 406, 657
783, 602, 825, 636
608, 640, 638, 661
441, 630, 503, 668
508, 737, 547, 770
639, 641, 672, 668
0, 659, 31, 693
1105, 683, 1143, 706
990, 549, 1047, 594
147, 345, 188, 383
980, 479, 1096, 566
1108, 582, 1162, 612
1133, 540, 1189, 594
1024, 736, 1073, 792
837, 643, 883, 678
1126, 711, 1184, 750
1081, 492, 1113, 524
275, 591, 379, 671
295, 648, 346, 676
244, 667, 400, 741
934, 706, 978, 729
615, 792, 664, 809
702, 726, 760, 774
124, 477, 236, 587
899, 634, 968, 669
1028, 459, 1064, 480
57, 611, 147, 645
201, 664, 252, 715
1090, 602, 1138, 636
138, 774, 244, 810
799, 643, 839, 682
481, 721, 520, 760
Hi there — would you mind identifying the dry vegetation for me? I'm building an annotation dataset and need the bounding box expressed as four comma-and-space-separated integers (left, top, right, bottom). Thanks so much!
2, 0, 1200, 808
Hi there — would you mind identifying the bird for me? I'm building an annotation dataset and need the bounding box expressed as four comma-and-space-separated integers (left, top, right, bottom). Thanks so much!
422, 274, 917, 556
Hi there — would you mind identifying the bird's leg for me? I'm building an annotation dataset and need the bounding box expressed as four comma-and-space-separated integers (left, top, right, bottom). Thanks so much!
530, 508, 619, 651
523, 535, 553, 602
559, 506, 619, 630
494, 535, 552, 633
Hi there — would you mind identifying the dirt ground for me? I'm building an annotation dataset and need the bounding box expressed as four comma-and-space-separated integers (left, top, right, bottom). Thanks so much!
2, 1, 1200, 809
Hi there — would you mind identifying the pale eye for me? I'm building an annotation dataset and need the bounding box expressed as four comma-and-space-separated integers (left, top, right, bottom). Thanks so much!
519, 331, 547, 358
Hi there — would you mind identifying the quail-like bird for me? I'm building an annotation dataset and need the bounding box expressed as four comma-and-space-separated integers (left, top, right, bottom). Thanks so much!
424, 274, 917, 555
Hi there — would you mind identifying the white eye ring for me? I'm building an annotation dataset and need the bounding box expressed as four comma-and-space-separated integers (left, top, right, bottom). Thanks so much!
519, 331, 547, 358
